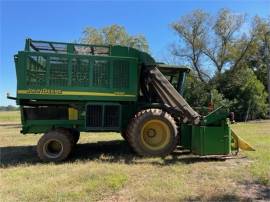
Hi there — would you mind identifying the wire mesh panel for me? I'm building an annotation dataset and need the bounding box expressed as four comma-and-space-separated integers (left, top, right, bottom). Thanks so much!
49, 57, 68, 86
71, 58, 89, 87
26, 56, 47, 86
86, 105, 103, 128
86, 104, 121, 129
17, 40, 139, 101
93, 60, 110, 88
113, 60, 130, 89
25, 56, 133, 89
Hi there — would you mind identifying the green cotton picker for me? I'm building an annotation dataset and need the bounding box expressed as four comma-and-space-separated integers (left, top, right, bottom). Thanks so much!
7, 39, 255, 162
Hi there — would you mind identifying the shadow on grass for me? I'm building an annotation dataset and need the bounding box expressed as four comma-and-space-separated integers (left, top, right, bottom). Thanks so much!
0, 140, 227, 168
239, 180, 270, 201
186, 183, 270, 201
186, 194, 241, 201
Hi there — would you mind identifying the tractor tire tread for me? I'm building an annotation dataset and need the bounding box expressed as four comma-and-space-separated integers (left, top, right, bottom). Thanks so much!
37, 130, 72, 162
126, 108, 179, 156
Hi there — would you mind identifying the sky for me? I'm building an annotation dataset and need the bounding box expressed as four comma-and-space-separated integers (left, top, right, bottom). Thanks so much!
0, 0, 269, 106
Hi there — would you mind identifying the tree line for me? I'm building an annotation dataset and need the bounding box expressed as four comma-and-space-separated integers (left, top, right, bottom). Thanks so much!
0, 105, 20, 111
80, 9, 269, 121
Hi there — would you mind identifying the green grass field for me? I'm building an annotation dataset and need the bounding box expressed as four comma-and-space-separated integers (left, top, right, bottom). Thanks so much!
0, 111, 269, 201
0, 111, 20, 122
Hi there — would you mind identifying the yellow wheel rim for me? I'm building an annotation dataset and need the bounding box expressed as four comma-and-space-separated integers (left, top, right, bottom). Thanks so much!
141, 119, 170, 150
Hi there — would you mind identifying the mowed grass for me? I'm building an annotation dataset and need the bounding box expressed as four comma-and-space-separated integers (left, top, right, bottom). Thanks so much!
0, 112, 269, 201
0, 111, 20, 122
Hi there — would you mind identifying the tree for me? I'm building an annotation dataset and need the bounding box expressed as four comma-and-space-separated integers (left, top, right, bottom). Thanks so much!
203, 9, 254, 73
183, 72, 231, 115
246, 16, 270, 113
171, 10, 210, 83
0, 105, 19, 111
210, 89, 231, 109
171, 9, 255, 79
183, 72, 211, 115
80, 24, 149, 52
171, 9, 269, 120
214, 67, 268, 120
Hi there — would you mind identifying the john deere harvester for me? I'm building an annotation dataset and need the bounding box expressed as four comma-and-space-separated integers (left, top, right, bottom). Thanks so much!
9, 39, 254, 162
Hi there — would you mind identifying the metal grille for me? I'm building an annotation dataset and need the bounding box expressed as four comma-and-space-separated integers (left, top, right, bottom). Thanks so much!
86, 104, 120, 129
26, 56, 47, 86
86, 105, 103, 127
93, 60, 109, 87
71, 59, 89, 87
104, 105, 120, 127
49, 57, 68, 86
113, 60, 129, 89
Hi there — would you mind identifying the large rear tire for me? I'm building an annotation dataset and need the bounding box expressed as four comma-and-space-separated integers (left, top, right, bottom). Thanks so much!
37, 130, 72, 162
126, 108, 179, 156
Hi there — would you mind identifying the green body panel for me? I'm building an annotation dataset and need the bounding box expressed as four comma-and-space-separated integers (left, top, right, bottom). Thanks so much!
16, 51, 139, 102
22, 120, 84, 134
191, 122, 231, 155
180, 124, 192, 150
20, 101, 137, 134
16, 38, 158, 102
201, 106, 229, 126
180, 107, 231, 154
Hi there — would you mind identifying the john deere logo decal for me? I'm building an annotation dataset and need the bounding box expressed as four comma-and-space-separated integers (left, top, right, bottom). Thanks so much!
26, 89, 63, 94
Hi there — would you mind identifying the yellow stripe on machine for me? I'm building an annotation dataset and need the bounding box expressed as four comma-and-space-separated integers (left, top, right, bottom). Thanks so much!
17, 90, 136, 97
62, 91, 135, 97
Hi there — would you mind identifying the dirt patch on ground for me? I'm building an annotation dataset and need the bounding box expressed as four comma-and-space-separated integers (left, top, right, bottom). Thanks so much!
238, 181, 270, 201
98, 188, 133, 202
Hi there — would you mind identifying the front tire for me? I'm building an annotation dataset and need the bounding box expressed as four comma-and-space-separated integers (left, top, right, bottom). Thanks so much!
37, 130, 72, 162
126, 108, 179, 156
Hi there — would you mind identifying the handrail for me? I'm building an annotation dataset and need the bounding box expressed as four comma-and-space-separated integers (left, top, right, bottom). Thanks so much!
19, 50, 138, 61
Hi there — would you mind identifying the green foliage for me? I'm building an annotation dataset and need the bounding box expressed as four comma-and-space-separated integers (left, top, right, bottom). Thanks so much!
173, 9, 269, 120
214, 67, 268, 120
183, 73, 209, 108
81, 24, 149, 52
210, 89, 232, 109
184, 72, 231, 115
246, 16, 270, 89
184, 66, 268, 120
